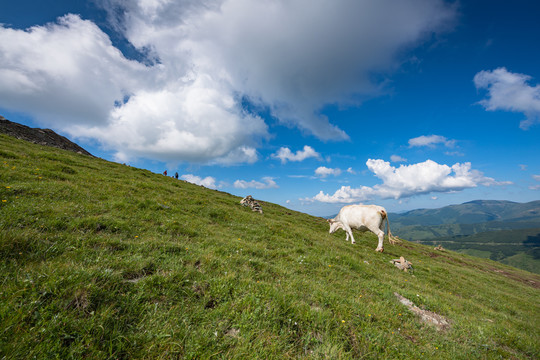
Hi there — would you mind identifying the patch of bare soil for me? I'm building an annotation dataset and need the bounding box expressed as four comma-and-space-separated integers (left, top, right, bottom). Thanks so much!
489, 267, 540, 289
394, 293, 451, 331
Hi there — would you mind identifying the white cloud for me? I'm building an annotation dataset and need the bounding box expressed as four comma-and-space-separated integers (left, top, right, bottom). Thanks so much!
0, 0, 456, 163
234, 177, 278, 189
180, 174, 218, 189
532, 174, 540, 189
390, 155, 407, 162
408, 135, 456, 148
272, 145, 321, 164
315, 166, 342, 178
0, 14, 268, 164
0, 14, 149, 127
311, 159, 511, 203
474, 67, 540, 129
445, 151, 465, 157
346, 167, 356, 174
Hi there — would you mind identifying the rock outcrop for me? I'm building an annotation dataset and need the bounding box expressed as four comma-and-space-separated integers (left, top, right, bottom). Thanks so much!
0, 116, 93, 157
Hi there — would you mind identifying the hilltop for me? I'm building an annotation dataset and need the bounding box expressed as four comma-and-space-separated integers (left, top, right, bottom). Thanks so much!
0, 115, 93, 157
1, 133, 539, 359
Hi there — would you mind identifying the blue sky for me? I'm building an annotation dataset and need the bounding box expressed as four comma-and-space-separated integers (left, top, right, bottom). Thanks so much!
1, 0, 539, 216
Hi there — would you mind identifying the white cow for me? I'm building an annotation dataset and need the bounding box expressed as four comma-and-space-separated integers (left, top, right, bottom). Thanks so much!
327, 204, 399, 252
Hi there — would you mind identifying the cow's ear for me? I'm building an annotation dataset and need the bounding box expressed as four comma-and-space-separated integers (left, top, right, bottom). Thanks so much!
327, 219, 333, 224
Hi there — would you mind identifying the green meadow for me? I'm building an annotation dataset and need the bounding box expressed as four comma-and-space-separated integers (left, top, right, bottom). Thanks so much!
1, 134, 539, 359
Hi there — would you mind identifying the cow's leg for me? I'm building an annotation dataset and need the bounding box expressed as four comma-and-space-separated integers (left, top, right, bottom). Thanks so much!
368, 225, 385, 252
342, 224, 355, 244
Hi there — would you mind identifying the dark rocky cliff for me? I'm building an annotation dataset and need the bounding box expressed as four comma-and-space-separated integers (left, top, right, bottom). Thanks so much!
0, 115, 93, 157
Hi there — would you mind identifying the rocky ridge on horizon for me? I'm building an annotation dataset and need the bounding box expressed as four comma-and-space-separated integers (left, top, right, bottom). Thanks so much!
0, 116, 93, 157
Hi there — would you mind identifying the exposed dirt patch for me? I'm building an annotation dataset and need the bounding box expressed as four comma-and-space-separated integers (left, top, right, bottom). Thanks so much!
489, 267, 540, 289
225, 328, 240, 338
394, 293, 451, 331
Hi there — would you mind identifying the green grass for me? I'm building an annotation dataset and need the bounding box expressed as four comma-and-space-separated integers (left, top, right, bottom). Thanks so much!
1, 133, 539, 359
413, 228, 540, 274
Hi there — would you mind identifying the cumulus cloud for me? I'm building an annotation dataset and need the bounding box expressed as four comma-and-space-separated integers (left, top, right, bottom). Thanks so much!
315, 167, 342, 178
180, 174, 218, 189
0, 14, 267, 164
408, 135, 456, 148
234, 177, 278, 189
0, 0, 457, 163
311, 159, 511, 203
272, 145, 321, 164
474, 67, 540, 129
0, 14, 149, 127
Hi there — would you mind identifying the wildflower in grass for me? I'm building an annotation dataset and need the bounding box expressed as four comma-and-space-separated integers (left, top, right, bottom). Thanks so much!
5, 186, 10, 189
342, 320, 345, 323
2, 200, 6, 203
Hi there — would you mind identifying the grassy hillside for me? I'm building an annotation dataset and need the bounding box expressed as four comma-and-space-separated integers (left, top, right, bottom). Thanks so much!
389, 201, 540, 273
1, 133, 539, 359
413, 228, 540, 274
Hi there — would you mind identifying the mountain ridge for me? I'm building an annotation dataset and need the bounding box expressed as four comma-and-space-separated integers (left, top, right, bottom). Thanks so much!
390, 199, 540, 226
0, 115, 93, 157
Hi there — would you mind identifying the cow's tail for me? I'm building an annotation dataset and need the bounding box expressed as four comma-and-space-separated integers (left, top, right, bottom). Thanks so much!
380, 209, 401, 245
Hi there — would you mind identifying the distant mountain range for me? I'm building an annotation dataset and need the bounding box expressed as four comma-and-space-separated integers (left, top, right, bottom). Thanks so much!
389, 200, 540, 273
391, 199, 540, 226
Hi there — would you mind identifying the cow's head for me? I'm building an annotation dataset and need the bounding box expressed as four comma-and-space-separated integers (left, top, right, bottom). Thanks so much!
327, 219, 344, 234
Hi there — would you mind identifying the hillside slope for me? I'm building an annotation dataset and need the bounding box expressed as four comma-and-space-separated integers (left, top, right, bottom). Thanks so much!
0, 116, 93, 157
389, 201, 540, 273
414, 228, 540, 274
1, 134, 539, 359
